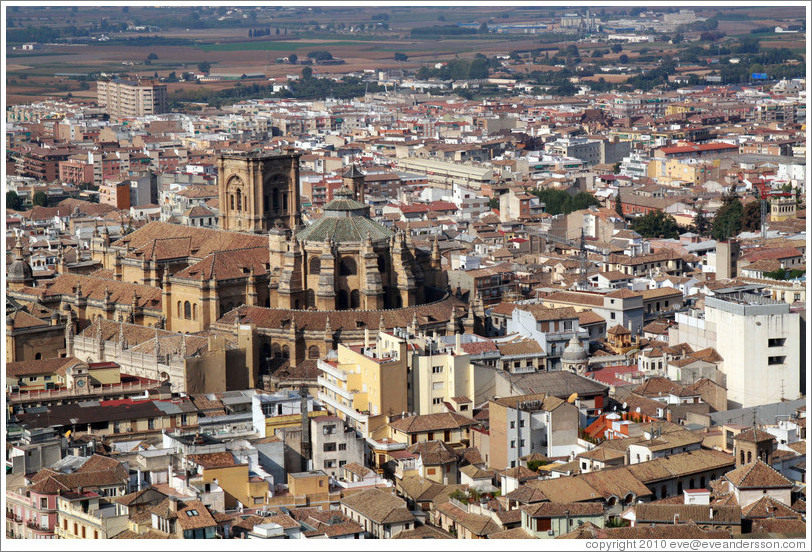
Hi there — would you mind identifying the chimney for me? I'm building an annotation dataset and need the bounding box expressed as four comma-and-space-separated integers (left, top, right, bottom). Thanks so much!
709, 507, 715, 520
364, 327, 370, 350
168, 496, 178, 513
455, 332, 462, 355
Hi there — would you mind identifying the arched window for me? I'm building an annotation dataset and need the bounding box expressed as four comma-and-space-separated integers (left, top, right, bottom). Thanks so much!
305, 289, 315, 309
236, 189, 242, 211
350, 289, 360, 309
677, 481, 683, 494
377, 254, 386, 273
272, 189, 279, 212
661, 485, 667, 499
272, 343, 282, 359
308, 346, 321, 359
700, 476, 706, 489
177, 301, 182, 317
747, 451, 752, 463
184, 301, 191, 319
35, 352, 42, 360
281, 345, 290, 359
309, 257, 321, 275
340, 257, 357, 276
192, 304, 197, 321
230, 194, 235, 210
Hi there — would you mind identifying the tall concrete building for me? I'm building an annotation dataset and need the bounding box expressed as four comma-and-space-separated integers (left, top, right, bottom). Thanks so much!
671, 293, 801, 409
96, 79, 167, 119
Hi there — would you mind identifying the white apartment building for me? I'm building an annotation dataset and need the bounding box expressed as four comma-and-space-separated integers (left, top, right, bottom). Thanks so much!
670, 293, 801, 409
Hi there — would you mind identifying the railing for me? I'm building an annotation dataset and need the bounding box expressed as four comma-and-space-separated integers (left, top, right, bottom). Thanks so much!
8, 381, 159, 402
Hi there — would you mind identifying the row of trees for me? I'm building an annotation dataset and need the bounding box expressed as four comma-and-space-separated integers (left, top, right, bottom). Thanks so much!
621, 191, 764, 242
7, 190, 47, 209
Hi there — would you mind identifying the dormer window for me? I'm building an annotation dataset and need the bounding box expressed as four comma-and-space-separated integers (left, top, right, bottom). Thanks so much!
186, 509, 199, 516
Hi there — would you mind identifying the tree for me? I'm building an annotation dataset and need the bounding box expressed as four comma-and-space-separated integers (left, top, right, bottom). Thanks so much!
711, 196, 743, 241
394, 52, 408, 62
32, 191, 48, 207
611, 43, 623, 54
6, 190, 22, 211
288, 53, 298, 65
479, 21, 489, 33
614, 193, 624, 216
619, 54, 629, 64
197, 61, 211, 74
301, 66, 313, 79
612, 162, 621, 174
631, 210, 680, 239
740, 200, 762, 233
690, 210, 710, 237
147, 52, 158, 60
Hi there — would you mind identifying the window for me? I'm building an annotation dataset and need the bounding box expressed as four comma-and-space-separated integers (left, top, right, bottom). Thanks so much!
427, 468, 436, 475
520, 439, 525, 447
323, 425, 336, 435
610, 313, 616, 320
432, 398, 443, 405
768, 338, 786, 347
148, 419, 155, 430
338, 443, 347, 451
768, 356, 786, 365
510, 440, 516, 448
324, 442, 337, 452
432, 366, 443, 374
41, 498, 48, 508
427, 432, 434, 441
339, 460, 347, 467
563, 320, 572, 331
510, 421, 515, 429
324, 460, 336, 468
186, 510, 199, 516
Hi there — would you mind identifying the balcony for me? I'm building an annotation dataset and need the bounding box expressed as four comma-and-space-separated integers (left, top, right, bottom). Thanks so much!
317, 391, 368, 424
317, 376, 353, 401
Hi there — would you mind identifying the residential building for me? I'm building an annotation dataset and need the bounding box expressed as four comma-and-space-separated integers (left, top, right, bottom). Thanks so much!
488, 393, 580, 470
96, 79, 168, 120
310, 415, 366, 477
339, 488, 415, 538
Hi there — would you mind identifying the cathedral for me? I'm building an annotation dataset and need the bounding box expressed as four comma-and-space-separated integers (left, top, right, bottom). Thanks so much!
11, 151, 472, 383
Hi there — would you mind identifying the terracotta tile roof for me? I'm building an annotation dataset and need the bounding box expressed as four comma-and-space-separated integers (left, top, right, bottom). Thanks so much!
6, 356, 84, 378
489, 527, 535, 538
749, 518, 806, 536
725, 460, 793, 490
578, 310, 606, 325
544, 291, 605, 307
489, 302, 518, 316
187, 452, 237, 469
523, 501, 604, 517
634, 377, 698, 398
641, 286, 682, 299
516, 304, 579, 322
496, 339, 545, 357
626, 449, 734, 484
733, 428, 776, 444
172, 246, 269, 281
214, 293, 466, 333
434, 501, 502, 536
392, 524, 455, 539
560, 521, 731, 539
407, 440, 458, 465
342, 462, 371, 479
176, 500, 218, 530
741, 496, 801, 519
287, 508, 362, 538
8, 310, 50, 329
113, 221, 268, 261
340, 488, 413, 525
389, 412, 477, 434
38, 273, 161, 310
606, 288, 642, 299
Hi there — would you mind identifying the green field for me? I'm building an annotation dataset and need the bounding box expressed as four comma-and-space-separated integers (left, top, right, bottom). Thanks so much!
196, 40, 365, 52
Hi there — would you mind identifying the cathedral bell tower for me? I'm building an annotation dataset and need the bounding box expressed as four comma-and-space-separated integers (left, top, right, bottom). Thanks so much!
217, 150, 301, 233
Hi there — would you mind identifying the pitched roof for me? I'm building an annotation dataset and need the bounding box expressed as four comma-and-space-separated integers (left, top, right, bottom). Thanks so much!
434, 501, 502, 536
740, 496, 801, 519
389, 412, 477, 434
6, 356, 85, 378
724, 460, 793, 489
340, 488, 413, 525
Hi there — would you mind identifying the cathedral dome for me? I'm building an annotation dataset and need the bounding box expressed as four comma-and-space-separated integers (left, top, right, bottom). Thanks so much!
561, 334, 588, 363
295, 185, 393, 244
